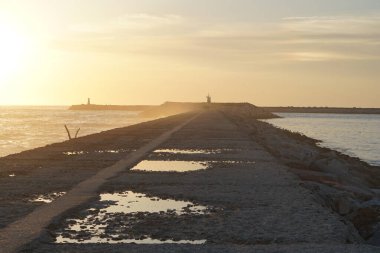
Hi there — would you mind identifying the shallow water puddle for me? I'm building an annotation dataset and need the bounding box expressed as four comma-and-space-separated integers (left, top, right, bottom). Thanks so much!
154, 149, 237, 155
63, 151, 86, 156
55, 191, 208, 244
154, 149, 217, 155
95, 149, 129, 154
63, 149, 130, 156
31, 192, 66, 203
131, 160, 209, 172
56, 236, 206, 244
100, 191, 207, 214
131, 160, 255, 172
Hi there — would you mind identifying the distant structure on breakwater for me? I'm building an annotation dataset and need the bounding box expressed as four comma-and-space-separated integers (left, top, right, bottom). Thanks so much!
69, 101, 278, 119
69, 99, 380, 116
207, 94, 212, 104
69, 99, 155, 111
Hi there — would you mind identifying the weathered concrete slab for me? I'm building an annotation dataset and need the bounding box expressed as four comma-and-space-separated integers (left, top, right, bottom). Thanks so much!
1, 109, 379, 252
0, 113, 200, 253
25, 110, 379, 252
28, 243, 380, 253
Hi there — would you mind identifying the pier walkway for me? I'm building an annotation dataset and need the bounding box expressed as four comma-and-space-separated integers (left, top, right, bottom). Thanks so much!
0, 110, 378, 252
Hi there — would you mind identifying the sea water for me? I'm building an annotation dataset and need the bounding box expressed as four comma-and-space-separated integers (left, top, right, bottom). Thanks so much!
265, 113, 380, 166
0, 106, 145, 157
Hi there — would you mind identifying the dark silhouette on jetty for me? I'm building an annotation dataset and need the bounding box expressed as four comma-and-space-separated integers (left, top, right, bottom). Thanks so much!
70, 100, 380, 115
70, 100, 278, 119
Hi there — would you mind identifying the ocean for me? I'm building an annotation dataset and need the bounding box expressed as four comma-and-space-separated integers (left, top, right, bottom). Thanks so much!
265, 113, 380, 166
0, 106, 145, 158
1, 107, 379, 167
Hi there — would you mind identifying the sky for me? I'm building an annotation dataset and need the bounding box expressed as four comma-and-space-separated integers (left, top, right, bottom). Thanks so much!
0, 0, 380, 107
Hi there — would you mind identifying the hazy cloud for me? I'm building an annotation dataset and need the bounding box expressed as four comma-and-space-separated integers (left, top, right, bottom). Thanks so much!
52, 13, 380, 63
282, 16, 380, 34
69, 13, 184, 33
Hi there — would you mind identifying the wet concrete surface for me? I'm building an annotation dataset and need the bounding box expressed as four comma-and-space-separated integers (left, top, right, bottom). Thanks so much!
21, 110, 380, 252
55, 191, 209, 244
0, 113, 191, 230
0, 110, 380, 253
0, 113, 197, 253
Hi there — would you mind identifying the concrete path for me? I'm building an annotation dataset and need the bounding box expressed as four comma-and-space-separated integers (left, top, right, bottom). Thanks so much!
0, 113, 200, 253
29, 110, 379, 252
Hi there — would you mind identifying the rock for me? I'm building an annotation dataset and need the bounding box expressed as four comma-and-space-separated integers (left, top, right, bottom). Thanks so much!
361, 199, 380, 208
368, 224, 380, 246
338, 185, 374, 201
350, 203, 380, 239
38, 230, 55, 243
288, 168, 339, 185
336, 197, 353, 215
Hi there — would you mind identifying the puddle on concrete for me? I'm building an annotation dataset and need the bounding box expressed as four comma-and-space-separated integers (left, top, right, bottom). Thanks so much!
55, 191, 208, 244
63, 149, 129, 156
95, 149, 129, 154
131, 160, 209, 172
154, 149, 237, 155
56, 235, 206, 244
63, 151, 86, 156
100, 191, 207, 214
154, 149, 216, 155
131, 160, 255, 173
31, 192, 66, 203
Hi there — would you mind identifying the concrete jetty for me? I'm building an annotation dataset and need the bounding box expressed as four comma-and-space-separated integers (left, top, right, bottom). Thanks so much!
0, 105, 379, 252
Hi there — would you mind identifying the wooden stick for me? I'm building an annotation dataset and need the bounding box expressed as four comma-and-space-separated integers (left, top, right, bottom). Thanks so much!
64, 125, 72, 140
75, 128, 81, 139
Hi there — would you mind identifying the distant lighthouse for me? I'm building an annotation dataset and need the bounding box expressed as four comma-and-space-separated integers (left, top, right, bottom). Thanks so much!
206, 94, 212, 104
87, 98, 91, 105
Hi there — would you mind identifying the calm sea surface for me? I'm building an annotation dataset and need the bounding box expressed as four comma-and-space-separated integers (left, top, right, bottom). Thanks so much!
0, 106, 145, 158
265, 113, 380, 166
2, 108, 379, 166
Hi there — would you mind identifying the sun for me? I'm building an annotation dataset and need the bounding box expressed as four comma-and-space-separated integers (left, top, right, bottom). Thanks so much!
0, 22, 30, 83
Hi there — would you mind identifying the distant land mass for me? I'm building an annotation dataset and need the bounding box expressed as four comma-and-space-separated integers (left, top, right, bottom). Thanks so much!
70, 103, 380, 115
69, 102, 278, 119
264, 107, 380, 114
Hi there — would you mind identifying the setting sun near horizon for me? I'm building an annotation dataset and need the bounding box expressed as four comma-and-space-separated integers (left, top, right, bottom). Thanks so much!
0, 0, 379, 107
0, 19, 29, 83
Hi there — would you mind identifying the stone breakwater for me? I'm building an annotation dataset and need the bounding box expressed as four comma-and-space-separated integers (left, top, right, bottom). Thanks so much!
0, 105, 379, 253
225, 109, 380, 244
138, 102, 279, 119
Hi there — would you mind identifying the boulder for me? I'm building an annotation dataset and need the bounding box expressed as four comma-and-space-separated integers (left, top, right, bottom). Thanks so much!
368, 224, 380, 246
350, 200, 380, 239
335, 197, 354, 216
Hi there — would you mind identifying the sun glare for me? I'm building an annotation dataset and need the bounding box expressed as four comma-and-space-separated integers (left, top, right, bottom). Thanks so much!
0, 22, 30, 83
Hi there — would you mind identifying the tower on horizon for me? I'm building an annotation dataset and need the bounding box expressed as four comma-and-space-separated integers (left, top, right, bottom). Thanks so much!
207, 94, 212, 104
87, 98, 91, 105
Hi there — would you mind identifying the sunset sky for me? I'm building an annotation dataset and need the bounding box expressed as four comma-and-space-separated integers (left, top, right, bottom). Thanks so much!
1, 0, 380, 107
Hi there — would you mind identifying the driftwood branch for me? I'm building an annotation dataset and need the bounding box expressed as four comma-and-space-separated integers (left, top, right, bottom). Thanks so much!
64, 124, 72, 140
75, 128, 81, 139
64, 125, 81, 140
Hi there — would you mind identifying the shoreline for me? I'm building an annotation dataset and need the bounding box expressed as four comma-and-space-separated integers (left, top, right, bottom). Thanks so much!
224, 109, 380, 241
262, 115, 380, 167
